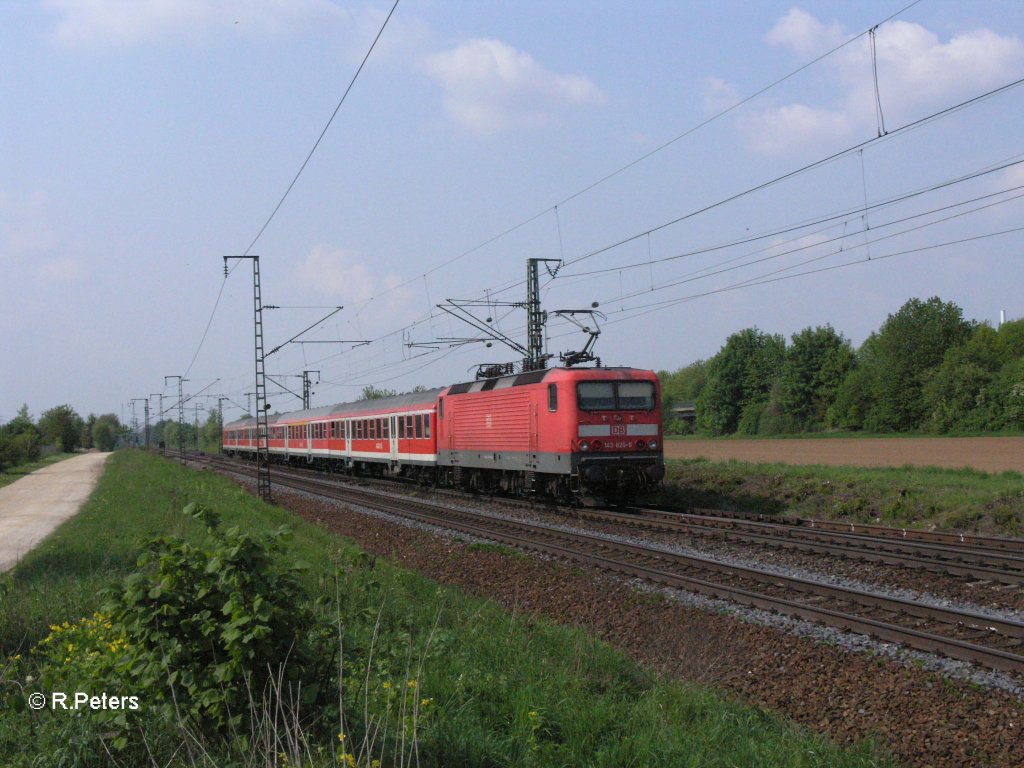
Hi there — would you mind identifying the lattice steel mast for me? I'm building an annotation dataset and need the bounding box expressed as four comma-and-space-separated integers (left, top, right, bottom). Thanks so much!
224, 255, 272, 502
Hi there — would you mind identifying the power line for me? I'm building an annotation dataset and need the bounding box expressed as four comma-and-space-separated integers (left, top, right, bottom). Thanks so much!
182, 0, 401, 377
595, 225, 1024, 326
561, 74, 1024, 271
242, 0, 401, 256
560, 157, 1024, 281
312, 0, 926, 323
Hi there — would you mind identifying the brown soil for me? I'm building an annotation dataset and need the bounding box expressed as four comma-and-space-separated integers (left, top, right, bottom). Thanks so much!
277, 487, 1024, 768
665, 436, 1024, 473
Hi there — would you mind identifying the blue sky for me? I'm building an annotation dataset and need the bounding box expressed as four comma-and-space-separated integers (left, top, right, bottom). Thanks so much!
3, 1, 1023, 424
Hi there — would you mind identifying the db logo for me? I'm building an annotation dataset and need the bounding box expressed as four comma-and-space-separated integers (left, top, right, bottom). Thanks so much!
611, 425, 626, 435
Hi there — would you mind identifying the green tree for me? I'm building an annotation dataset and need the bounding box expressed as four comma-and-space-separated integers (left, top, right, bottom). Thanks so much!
696, 328, 785, 435
361, 385, 398, 400
38, 404, 84, 452
200, 410, 223, 453
91, 414, 122, 451
777, 325, 855, 429
658, 360, 708, 434
81, 413, 97, 449
5, 404, 37, 437
861, 297, 973, 431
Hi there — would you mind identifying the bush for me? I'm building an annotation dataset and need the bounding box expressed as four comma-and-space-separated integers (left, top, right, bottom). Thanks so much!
0, 432, 40, 471
103, 503, 333, 741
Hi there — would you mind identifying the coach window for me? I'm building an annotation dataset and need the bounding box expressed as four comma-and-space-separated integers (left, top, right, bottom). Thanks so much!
548, 383, 558, 412
424, 414, 431, 439
415, 414, 423, 439
439, 397, 444, 420
383, 419, 389, 439
407, 415, 414, 437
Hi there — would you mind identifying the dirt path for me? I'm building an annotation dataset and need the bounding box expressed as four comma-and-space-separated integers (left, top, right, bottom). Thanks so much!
0, 452, 109, 572
664, 436, 1024, 473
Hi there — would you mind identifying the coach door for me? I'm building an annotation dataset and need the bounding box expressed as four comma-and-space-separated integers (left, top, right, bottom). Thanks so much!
389, 415, 399, 462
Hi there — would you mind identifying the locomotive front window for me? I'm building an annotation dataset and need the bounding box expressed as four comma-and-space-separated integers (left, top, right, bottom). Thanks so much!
618, 381, 655, 410
577, 381, 655, 411
577, 382, 616, 410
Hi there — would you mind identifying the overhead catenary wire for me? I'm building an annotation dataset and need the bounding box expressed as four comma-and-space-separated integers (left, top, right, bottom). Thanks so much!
199, 2, 1024, 397
181, 0, 401, 377
298, 0, 927, 326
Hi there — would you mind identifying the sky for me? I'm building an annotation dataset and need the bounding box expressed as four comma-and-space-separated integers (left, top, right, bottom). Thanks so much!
2, 0, 1024, 426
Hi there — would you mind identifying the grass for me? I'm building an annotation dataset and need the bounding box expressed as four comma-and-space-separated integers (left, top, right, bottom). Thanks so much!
0, 450, 891, 767
0, 452, 78, 489
658, 458, 1024, 535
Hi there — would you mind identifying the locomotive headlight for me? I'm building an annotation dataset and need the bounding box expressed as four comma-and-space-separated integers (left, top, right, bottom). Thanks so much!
580, 441, 590, 452
648, 440, 658, 450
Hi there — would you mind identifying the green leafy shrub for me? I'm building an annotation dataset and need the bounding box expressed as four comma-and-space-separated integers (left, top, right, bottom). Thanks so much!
103, 502, 333, 739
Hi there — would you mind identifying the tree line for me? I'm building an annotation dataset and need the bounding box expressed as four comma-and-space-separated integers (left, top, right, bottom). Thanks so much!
0, 405, 124, 471
659, 297, 1024, 436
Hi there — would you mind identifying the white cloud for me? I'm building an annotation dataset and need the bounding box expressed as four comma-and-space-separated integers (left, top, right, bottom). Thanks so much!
422, 38, 607, 134
294, 245, 417, 326
296, 246, 376, 303
740, 9, 1024, 155
765, 7, 845, 57
998, 162, 1024, 191
702, 76, 741, 114
741, 103, 851, 155
45, 0, 344, 48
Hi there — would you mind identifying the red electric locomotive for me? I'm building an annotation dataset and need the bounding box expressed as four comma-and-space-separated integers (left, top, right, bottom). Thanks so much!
437, 366, 663, 501
223, 366, 664, 502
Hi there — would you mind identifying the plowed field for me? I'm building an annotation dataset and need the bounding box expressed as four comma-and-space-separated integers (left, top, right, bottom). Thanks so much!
664, 436, 1024, 474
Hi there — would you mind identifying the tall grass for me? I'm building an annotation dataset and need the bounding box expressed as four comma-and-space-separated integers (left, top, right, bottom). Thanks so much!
659, 458, 1024, 534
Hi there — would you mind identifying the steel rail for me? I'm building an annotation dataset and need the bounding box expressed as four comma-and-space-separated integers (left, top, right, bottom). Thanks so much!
568, 507, 1024, 584
678, 506, 1024, 553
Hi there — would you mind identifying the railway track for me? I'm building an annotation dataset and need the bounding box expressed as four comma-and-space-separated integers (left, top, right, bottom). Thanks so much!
204, 453, 1024, 584
198, 454, 1024, 675
570, 507, 1024, 586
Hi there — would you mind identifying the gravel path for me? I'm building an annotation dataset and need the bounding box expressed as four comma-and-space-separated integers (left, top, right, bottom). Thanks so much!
0, 452, 109, 573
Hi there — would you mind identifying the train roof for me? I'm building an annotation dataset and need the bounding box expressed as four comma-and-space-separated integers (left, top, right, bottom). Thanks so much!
445, 365, 654, 395
224, 387, 446, 429
224, 367, 655, 429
